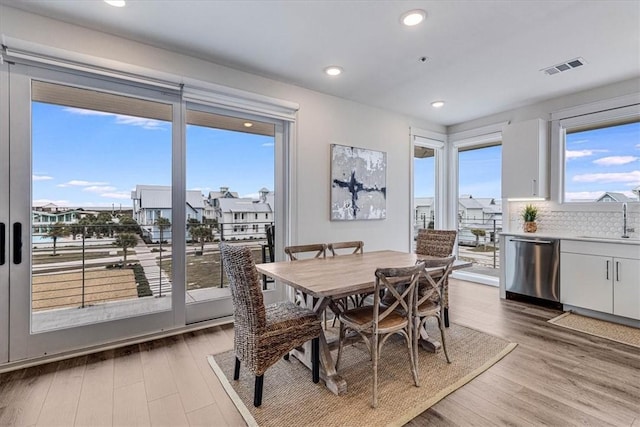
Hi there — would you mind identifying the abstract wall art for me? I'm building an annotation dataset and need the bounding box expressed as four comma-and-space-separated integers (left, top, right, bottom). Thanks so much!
330, 144, 387, 220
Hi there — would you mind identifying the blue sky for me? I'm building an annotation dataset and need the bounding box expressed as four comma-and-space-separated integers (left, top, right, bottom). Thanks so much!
32, 103, 274, 207
414, 145, 502, 198
565, 121, 640, 201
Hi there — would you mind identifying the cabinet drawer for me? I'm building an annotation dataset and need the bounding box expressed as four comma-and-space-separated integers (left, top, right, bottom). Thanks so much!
561, 240, 640, 259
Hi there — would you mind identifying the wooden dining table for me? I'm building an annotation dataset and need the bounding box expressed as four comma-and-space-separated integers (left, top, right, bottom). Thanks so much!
255, 249, 470, 395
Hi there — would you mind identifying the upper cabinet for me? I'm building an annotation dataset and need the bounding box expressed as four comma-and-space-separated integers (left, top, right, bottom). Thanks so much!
502, 118, 549, 199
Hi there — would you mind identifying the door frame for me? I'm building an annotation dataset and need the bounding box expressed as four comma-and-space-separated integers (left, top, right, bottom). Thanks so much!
0, 61, 9, 363
7, 62, 182, 362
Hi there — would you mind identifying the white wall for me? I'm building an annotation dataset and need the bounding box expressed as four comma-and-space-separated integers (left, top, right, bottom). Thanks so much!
0, 5, 444, 252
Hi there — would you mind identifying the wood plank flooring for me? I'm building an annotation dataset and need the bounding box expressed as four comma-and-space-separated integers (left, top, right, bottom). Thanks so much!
0, 279, 638, 426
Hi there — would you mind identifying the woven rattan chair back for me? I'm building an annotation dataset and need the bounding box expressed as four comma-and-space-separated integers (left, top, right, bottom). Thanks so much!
327, 241, 364, 256
284, 243, 327, 260
416, 229, 457, 257
219, 243, 267, 337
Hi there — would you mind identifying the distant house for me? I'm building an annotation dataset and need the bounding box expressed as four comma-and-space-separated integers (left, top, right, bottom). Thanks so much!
32, 206, 102, 234
212, 187, 274, 240
595, 192, 633, 202
132, 185, 205, 242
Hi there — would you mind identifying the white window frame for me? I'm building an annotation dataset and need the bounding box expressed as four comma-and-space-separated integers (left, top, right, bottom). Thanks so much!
409, 127, 446, 250
551, 94, 640, 206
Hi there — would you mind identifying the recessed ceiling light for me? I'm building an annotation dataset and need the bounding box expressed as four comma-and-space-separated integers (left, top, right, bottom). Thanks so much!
104, 0, 126, 7
401, 10, 426, 26
431, 101, 445, 108
324, 66, 343, 76
243, 122, 253, 128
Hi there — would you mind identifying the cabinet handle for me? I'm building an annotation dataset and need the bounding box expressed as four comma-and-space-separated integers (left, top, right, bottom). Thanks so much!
532, 179, 537, 196
616, 261, 620, 282
606, 260, 609, 280
0, 223, 5, 266
13, 222, 22, 265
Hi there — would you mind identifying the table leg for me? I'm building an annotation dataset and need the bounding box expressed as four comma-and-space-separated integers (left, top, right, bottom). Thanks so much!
418, 324, 442, 353
289, 294, 347, 395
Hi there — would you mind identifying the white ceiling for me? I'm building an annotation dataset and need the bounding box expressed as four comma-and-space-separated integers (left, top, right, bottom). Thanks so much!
3, 0, 639, 126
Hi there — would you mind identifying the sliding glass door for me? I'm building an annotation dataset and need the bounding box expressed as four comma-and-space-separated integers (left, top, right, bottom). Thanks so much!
7, 63, 181, 361
184, 104, 284, 323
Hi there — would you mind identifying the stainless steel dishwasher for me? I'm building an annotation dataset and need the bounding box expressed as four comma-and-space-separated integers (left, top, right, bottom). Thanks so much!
505, 236, 560, 302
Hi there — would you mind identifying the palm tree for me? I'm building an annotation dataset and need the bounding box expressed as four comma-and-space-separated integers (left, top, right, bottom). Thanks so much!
47, 222, 68, 256
154, 216, 171, 243
190, 225, 212, 255
113, 233, 137, 263
118, 216, 140, 234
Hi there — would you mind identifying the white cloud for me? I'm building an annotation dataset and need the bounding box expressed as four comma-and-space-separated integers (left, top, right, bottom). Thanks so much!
572, 170, 640, 183
262, 142, 274, 147
566, 149, 608, 159
636, 143, 640, 149
83, 185, 117, 193
33, 175, 54, 181
100, 191, 131, 199
58, 180, 109, 188
593, 156, 638, 166
63, 107, 167, 130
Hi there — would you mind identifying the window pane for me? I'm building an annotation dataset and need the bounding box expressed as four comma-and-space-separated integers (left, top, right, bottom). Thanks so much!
457, 144, 502, 276
414, 146, 435, 240
565, 121, 640, 202
31, 81, 172, 332
184, 109, 275, 309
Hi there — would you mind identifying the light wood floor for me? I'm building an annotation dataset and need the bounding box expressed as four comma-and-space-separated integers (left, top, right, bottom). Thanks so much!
1, 280, 638, 426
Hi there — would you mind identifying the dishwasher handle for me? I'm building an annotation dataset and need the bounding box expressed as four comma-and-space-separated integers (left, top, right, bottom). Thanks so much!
510, 238, 555, 245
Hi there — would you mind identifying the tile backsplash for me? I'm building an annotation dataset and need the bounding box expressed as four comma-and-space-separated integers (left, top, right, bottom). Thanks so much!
507, 201, 640, 238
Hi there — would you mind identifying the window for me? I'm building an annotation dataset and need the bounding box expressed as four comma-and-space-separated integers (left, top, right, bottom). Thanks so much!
564, 120, 640, 203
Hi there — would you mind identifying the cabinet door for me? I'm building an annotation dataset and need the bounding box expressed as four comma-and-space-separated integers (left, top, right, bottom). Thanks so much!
501, 118, 548, 199
613, 257, 640, 320
561, 253, 612, 313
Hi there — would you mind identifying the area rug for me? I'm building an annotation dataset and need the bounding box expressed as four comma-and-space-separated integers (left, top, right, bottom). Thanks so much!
208, 322, 517, 427
548, 312, 640, 348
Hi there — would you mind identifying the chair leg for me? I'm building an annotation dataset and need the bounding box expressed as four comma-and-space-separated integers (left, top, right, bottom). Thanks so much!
407, 324, 419, 387
371, 333, 379, 408
413, 317, 421, 387
437, 315, 451, 364
254, 375, 264, 407
233, 357, 241, 380
283, 353, 289, 361
444, 307, 450, 328
312, 337, 320, 383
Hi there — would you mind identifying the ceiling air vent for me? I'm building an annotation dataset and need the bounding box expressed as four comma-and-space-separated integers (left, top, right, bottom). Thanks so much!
542, 57, 586, 76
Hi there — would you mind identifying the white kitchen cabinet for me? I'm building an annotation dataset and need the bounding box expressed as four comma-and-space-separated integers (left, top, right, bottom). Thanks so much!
502, 118, 548, 199
561, 240, 640, 320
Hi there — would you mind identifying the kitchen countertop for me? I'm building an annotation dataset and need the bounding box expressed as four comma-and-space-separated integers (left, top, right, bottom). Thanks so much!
500, 231, 640, 246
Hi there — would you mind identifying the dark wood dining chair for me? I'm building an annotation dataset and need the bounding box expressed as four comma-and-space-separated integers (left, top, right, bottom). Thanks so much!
284, 243, 328, 319
328, 241, 367, 310
336, 263, 423, 408
413, 255, 455, 369
219, 243, 322, 407
327, 240, 363, 256
416, 229, 457, 327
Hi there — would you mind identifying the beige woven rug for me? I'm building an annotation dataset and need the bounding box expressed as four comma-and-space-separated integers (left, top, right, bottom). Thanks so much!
208, 322, 516, 427
548, 312, 640, 348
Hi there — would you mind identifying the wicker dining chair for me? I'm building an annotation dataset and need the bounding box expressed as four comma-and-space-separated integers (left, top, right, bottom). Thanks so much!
416, 229, 457, 327
336, 263, 423, 408
413, 255, 456, 370
219, 243, 322, 407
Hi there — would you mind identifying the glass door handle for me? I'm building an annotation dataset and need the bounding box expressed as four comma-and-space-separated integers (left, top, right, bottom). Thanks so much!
0, 223, 5, 265
13, 222, 22, 265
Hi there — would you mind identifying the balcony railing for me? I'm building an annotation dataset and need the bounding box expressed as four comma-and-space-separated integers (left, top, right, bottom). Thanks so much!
457, 218, 502, 275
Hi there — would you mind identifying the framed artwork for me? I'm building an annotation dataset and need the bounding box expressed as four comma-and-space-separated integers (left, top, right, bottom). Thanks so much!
330, 144, 387, 220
